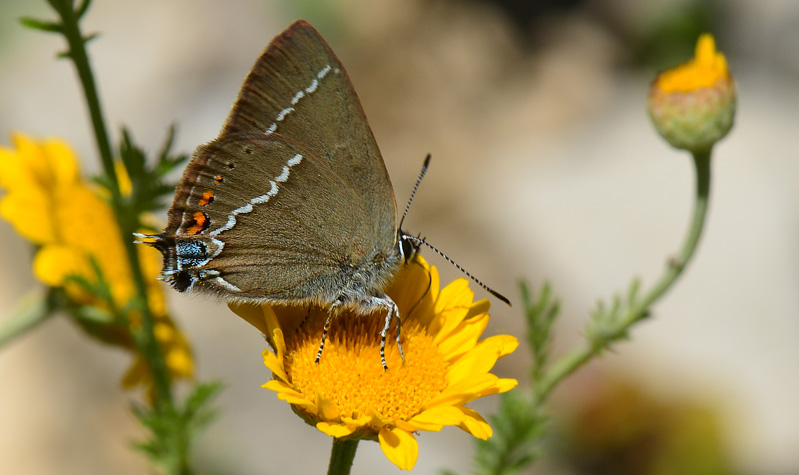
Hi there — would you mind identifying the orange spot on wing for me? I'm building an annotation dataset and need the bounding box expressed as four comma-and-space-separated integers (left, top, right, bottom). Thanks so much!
198, 190, 215, 206
187, 211, 209, 234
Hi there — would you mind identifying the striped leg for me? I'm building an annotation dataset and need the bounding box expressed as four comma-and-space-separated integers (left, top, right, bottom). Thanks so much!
315, 301, 340, 364
377, 296, 402, 371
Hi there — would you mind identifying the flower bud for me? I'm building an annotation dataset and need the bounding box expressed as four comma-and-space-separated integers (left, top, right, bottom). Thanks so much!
648, 34, 736, 153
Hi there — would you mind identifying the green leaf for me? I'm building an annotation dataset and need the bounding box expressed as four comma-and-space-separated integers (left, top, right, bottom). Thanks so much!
45, 0, 72, 13
19, 17, 63, 33
520, 281, 560, 382
82, 32, 100, 45
114, 126, 188, 227
586, 277, 646, 348
133, 381, 223, 473
75, 0, 93, 19
64, 255, 115, 308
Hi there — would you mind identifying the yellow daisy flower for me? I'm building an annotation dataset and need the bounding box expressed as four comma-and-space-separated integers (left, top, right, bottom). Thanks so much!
0, 132, 194, 389
230, 256, 518, 470
648, 34, 736, 153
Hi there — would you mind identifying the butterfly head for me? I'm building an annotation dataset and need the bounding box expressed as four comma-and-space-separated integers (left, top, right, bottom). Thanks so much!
398, 231, 422, 265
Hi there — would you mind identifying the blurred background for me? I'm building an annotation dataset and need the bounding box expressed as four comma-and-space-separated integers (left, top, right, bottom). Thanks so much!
1, 0, 797, 473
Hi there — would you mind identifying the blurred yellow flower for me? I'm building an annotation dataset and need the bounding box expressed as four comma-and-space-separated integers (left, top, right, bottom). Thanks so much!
0, 132, 193, 389
231, 256, 518, 470
648, 34, 736, 153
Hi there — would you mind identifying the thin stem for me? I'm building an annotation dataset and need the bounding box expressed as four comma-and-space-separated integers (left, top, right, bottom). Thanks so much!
328, 438, 359, 475
536, 149, 712, 402
52, 1, 173, 409
55, 2, 117, 195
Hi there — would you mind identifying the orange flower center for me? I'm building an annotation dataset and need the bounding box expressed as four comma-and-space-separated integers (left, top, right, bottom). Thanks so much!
285, 313, 448, 422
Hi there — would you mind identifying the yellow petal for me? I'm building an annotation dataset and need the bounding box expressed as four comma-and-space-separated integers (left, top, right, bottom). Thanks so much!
0, 144, 24, 189
263, 349, 289, 381
32, 244, 89, 287
410, 405, 464, 428
266, 381, 316, 411
425, 374, 501, 408
317, 422, 355, 438
406, 261, 442, 329
164, 345, 194, 378
317, 394, 341, 421
431, 279, 472, 333
466, 298, 491, 319
0, 190, 54, 243
276, 393, 316, 410
229, 301, 269, 335
341, 413, 372, 427
271, 326, 286, 358
38, 138, 80, 186
379, 427, 419, 470
437, 312, 489, 361
446, 338, 506, 386
460, 378, 519, 402
456, 406, 493, 440
394, 419, 422, 433
8, 133, 78, 190
262, 379, 293, 393
390, 257, 433, 308
490, 378, 519, 395
492, 334, 520, 358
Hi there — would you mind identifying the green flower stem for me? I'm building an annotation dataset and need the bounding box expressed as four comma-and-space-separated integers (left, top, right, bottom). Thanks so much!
53, 1, 117, 194
50, 0, 173, 409
0, 292, 53, 349
328, 438, 359, 475
536, 149, 712, 402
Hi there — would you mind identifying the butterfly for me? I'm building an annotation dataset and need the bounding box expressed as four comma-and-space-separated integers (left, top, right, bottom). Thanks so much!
139, 20, 507, 370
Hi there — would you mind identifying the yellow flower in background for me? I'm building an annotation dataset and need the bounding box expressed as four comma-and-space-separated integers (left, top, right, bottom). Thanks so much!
0, 132, 193, 389
648, 34, 736, 153
231, 256, 518, 470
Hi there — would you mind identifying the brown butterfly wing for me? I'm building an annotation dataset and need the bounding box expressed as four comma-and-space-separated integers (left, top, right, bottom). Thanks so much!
221, 20, 397, 246
166, 134, 390, 301
159, 21, 400, 301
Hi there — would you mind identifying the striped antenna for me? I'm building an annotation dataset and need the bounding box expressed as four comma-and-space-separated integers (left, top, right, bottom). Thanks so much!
398, 154, 431, 231
402, 234, 511, 306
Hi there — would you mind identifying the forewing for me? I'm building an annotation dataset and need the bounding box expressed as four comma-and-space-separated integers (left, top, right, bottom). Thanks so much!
221, 20, 397, 244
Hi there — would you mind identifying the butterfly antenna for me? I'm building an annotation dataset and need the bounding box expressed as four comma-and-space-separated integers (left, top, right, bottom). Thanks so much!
402, 234, 511, 306
399, 154, 431, 231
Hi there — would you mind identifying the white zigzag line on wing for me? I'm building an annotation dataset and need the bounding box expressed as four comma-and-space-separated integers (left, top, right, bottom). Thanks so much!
209, 154, 303, 236
263, 64, 340, 136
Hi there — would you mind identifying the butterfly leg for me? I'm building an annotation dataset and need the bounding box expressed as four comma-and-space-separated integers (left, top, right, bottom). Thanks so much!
377, 296, 403, 371
315, 301, 340, 365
